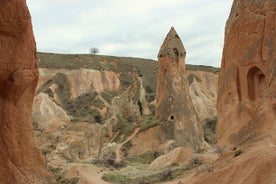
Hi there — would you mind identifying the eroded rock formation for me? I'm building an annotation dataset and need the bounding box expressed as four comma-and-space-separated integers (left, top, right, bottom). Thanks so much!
217, 0, 276, 147
156, 27, 206, 151
0, 1, 55, 183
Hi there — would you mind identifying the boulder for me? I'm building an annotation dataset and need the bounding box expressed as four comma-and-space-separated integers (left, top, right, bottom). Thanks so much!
150, 147, 193, 170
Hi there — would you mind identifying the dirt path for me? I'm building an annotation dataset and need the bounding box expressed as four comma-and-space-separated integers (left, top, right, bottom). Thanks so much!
65, 163, 111, 184
115, 127, 141, 162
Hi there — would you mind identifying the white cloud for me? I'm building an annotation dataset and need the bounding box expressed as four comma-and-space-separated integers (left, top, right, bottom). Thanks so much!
26, 0, 233, 67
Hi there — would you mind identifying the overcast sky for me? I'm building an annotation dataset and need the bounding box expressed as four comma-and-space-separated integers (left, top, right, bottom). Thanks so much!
26, 0, 233, 67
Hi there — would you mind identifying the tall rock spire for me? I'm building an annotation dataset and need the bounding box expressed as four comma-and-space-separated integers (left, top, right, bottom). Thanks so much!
155, 27, 206, 151
158, 27, 186, 62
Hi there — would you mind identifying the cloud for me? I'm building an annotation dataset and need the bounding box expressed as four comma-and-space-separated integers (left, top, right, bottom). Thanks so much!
26, 0, 232, 67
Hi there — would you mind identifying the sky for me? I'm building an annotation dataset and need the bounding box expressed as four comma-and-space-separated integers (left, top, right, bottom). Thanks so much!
26, 0, 233, 67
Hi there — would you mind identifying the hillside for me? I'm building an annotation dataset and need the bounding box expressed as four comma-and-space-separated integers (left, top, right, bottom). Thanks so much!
33, 52, 219, 183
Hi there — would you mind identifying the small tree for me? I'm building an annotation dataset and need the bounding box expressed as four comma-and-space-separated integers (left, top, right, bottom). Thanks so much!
90, 47, 99, 55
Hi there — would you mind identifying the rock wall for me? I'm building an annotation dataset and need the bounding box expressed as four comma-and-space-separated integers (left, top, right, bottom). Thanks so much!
217, 0, 276, 147
38, 68, 121, 98
156, 27, 206, 151
188, 71, 218, 123
0, 1, 55, 183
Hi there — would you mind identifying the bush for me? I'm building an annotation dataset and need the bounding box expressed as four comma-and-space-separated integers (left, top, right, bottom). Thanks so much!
49, 166, 79, 184
188, 157, 203, 168
160, 168, 173, 181
126, 151, 162, 164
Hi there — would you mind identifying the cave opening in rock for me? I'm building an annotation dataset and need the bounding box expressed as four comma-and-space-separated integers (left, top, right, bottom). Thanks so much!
170, 115, 174, 121
247, 66, 267, 101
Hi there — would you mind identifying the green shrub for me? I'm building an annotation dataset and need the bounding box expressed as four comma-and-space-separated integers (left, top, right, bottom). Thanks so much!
126, 151, 161, 164
49, 166, 79, 184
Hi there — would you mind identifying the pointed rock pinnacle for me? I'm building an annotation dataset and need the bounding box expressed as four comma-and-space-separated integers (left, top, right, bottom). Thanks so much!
158, 27, 186, 59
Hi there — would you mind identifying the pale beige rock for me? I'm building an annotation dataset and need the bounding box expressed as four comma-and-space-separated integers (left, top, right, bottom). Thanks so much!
188, 71, 218, 123
38, 68, 121, 98
150, 147, 193, 170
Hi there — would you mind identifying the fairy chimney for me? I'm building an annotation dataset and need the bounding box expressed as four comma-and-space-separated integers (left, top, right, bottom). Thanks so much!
156, 27, 206, 151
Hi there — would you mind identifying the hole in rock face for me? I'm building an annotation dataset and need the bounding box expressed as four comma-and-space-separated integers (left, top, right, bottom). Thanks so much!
247, 66, 267, 101
173, 48, 179, 63
164, 68, 167, 75
170, 115, 174, 120
173, 48, 179, 56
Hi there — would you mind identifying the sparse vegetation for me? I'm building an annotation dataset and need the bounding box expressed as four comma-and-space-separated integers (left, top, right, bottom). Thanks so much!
126, 151, 161, 164
203, 118, 217, 145
186, 64, 220, 74
139, 117, 159, 132
90, 47, 100, 55
102, 165, 187, 184
188, 156, 203, 167
215, 145, 226, 156
49, 166, 79, 184
188, 73, 202, 85
112, 118, 138, 138
35, 52, 222, 184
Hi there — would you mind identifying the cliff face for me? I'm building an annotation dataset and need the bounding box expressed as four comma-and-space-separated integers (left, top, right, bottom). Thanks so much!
38, 68, 121, 98
184, 1, 276, 184
156, 27, 206, 151
0, 1, 55, 183
217, 0, 276, 147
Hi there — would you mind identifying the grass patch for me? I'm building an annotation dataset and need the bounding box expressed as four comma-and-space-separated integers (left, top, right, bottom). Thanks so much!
112, 119, 138, 139
186, 64, 220, 74
49, 166, 79, 184
102, 165, 187, 184
139, 120, 159, 132
126, 151, 161, 165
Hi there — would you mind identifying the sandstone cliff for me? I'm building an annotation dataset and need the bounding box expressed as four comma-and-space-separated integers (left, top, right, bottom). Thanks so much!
217, 0, 276, 147
0, 1, 55, 183
184, 1, 276, 184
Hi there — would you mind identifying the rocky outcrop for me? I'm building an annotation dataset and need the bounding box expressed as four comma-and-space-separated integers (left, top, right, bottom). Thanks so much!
32, 93, 69, 130
188, 71, 218, 123
217, 0, 276, 147
0, 1, 55, 183
150, 147, 192, 170
39, 68, 121, 98
186, 145, 276, 184
185, 1, 276, 183
156, 27, 206, 151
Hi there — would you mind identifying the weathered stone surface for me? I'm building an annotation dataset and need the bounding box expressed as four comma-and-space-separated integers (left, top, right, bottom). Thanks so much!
217, 0, 276, 147
150, 147, 192, 170
156, 27, 206, 151
0, 1, 55, 183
